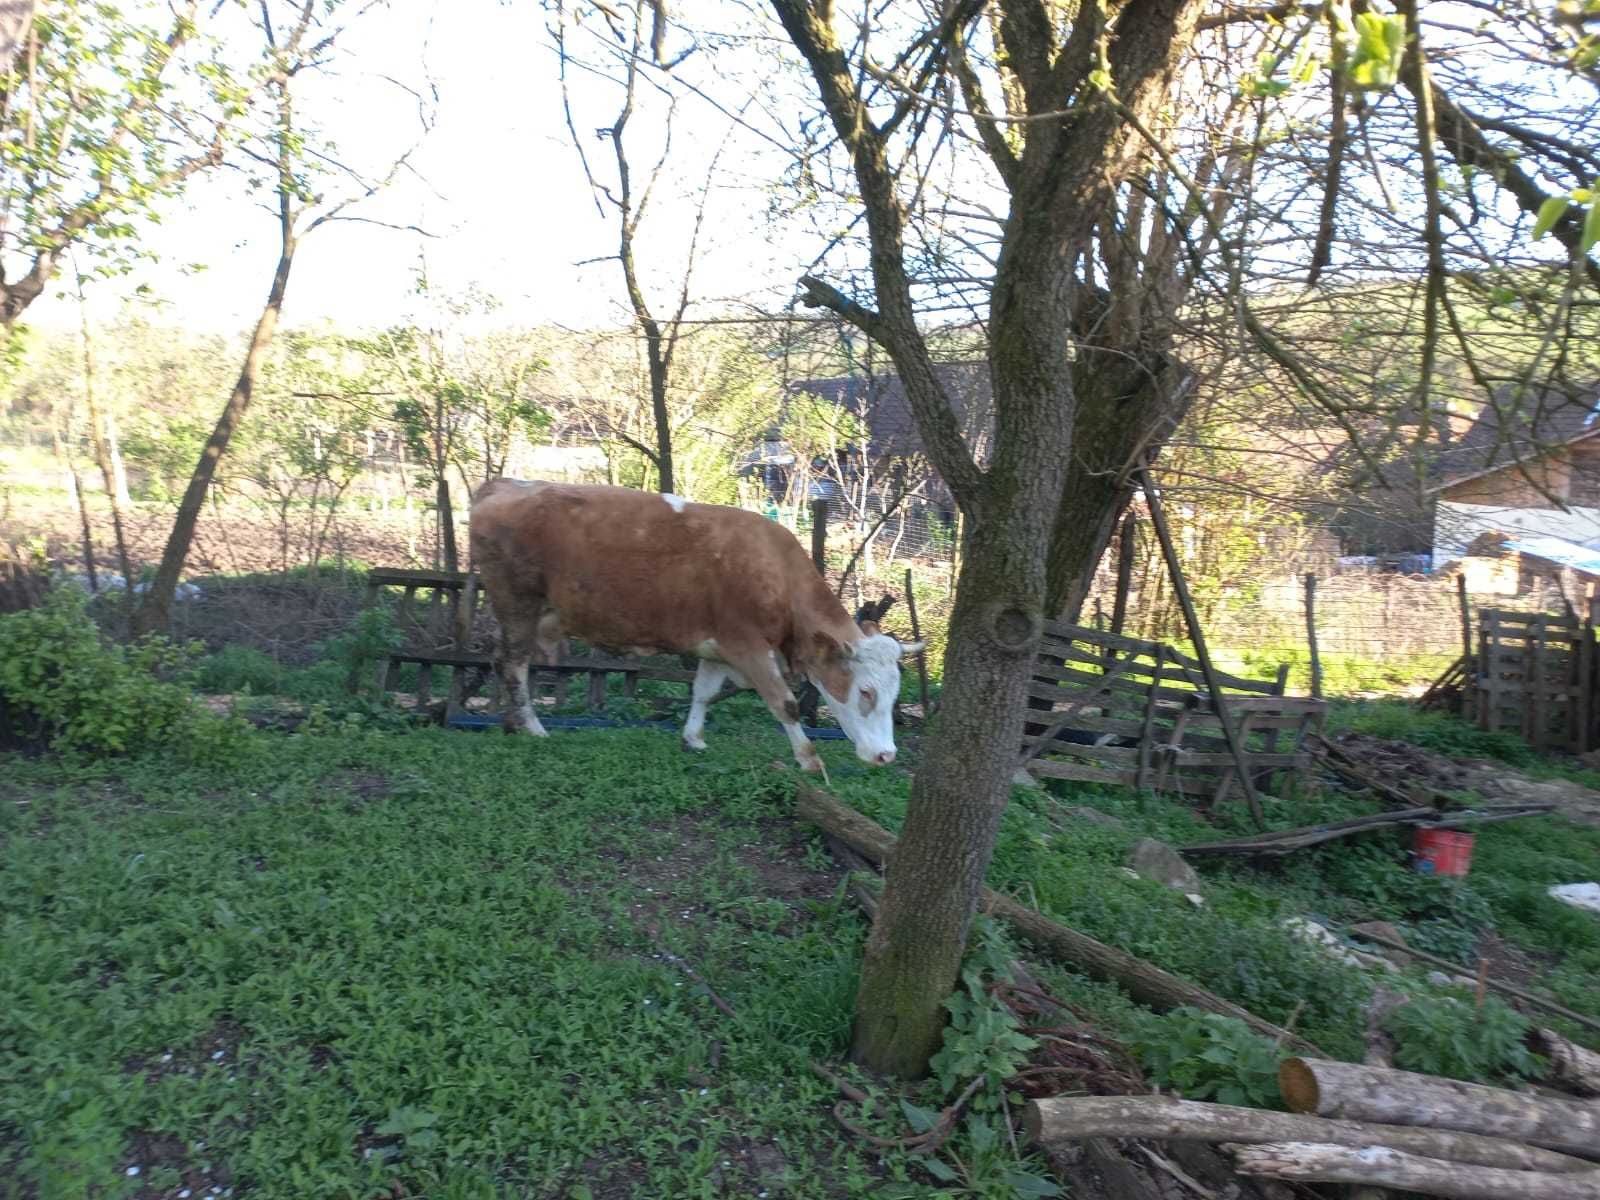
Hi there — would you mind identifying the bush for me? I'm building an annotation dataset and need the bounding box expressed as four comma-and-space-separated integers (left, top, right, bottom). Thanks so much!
194, 645, 286, 694
1127, 1007, 1285, 1108
0, 588, 201, 754
1384, 994, 1544, 1083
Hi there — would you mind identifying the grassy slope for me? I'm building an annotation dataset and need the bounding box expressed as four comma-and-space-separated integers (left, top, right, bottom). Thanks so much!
4, 689, 1598, 1199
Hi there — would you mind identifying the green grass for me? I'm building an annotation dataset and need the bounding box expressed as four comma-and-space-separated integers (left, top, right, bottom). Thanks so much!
0, 721, 942, 1200
5, 678, 1599, 1199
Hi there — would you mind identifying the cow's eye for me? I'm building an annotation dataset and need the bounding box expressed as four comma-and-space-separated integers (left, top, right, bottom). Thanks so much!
858, 686, 877, 714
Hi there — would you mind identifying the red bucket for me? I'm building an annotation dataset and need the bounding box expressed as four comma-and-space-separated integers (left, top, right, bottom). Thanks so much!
1413, 828, 1474, 877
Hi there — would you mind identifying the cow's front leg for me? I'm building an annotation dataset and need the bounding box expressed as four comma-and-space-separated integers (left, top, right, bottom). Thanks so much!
740, 649, 823, 773
682, 661, 730, 751
496, 621, 548, 737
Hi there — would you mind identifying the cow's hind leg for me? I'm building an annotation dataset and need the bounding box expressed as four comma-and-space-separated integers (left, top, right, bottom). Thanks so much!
495, 613, 548, 737
682, 660, 749, 751
733, 648, 823, 773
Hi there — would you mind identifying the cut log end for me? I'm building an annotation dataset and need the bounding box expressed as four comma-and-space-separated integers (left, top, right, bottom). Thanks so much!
1278, 1057, 1320, 1114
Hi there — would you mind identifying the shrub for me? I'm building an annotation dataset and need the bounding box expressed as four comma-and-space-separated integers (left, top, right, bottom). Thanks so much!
1384, 994, 1544, 1083
0, 588, 199, 754
1127, 1007, 1285, 1108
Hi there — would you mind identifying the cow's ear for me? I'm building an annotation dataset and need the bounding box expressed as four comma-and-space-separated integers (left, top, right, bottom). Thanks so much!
813, 631, 851, 663
897, 639, 926, 657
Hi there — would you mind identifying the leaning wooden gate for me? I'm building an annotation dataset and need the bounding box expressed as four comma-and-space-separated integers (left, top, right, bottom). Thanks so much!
1022, 620, 1326, 804
1475, 608, 1596, 753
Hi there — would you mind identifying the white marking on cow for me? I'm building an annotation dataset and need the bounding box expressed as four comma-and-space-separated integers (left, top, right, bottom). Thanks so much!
662, 493, 687, 513
696, 638, 721, 659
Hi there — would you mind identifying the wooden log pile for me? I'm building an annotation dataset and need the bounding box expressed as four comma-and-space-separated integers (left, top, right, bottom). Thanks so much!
1027, 1058, 1600, 1200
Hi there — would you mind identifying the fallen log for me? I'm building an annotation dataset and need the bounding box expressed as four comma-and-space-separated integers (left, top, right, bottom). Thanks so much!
1279, 1057, 1600, 1159
1348, 929, 1600, 1036
1531, 1027, 1600, 1096
1179, 803, 1555, 858
1228, 1141, 1600, 1200
1023, 1095, 1596, 1173
794, 784, 1323, 1055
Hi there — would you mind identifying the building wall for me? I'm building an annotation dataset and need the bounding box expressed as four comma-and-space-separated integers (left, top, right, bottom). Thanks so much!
1442, 452, 1572, 507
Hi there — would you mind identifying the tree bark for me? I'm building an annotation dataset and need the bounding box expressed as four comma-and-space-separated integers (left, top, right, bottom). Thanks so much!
796, 785, 1321, 1055
1023, 1095, 1595, 1174
770, 0, 1208, 1079
76, 281, 134, 590
1530, 1027, 1600, 1096
134, 239, 294, 636
1279, 1057, 1600, 1159
436, 473, 458, 574
1228, 1142, 1600, 1200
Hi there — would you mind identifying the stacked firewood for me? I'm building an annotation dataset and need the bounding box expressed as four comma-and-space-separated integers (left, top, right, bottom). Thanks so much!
1026, 1042, 1600, 1200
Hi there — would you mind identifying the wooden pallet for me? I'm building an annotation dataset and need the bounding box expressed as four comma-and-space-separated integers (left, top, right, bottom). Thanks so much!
1023, 621, 1324, 805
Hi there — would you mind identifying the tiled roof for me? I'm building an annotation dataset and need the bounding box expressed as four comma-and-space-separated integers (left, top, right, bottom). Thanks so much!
787, 362, 991, 459
1425, 385, 1600, 492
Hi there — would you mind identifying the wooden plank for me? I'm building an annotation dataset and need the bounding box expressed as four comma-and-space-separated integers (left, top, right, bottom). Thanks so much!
1042, 743, 1305, 769
1038, 642, 1160, 676
1025, 759, 1136, 787
1029, 666, 1203, 706
1136, 646, 1164, 791
367, 567, 471, 589
1040, 630, 1281, 695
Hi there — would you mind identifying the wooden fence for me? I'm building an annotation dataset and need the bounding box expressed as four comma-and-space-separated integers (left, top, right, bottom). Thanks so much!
1022, 619, 1326, 805
1474, 608, 1595, 753
359, 567, 695, 721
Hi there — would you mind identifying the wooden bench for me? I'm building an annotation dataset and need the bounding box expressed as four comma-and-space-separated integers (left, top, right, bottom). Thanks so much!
359, 567, 697, 722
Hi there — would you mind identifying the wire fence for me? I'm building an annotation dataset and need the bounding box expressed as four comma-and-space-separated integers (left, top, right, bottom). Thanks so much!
6, 460, 1578, 698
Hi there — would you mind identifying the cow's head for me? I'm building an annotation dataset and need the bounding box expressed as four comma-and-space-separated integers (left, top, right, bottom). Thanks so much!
809, 616, 924, 766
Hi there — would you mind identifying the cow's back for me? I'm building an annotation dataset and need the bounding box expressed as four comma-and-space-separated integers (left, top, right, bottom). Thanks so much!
469, 480, 819, 656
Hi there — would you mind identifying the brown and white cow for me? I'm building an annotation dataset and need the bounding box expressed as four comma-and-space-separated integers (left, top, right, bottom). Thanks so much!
468, 479, 921, 771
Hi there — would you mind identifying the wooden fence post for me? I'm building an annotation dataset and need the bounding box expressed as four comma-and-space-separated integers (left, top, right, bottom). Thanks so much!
904, 567, 931, 718
1457, 574, 1473, 663
810, 498, 829, 573
1111, 513, 1136, 640
1304, 573, 1323, 699
1137, 465, 1266, 829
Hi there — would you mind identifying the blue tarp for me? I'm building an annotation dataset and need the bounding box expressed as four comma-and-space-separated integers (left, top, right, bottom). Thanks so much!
1504, 534, 1600, 578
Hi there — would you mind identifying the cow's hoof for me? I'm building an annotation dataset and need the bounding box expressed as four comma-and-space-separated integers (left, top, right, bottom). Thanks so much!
681, 737, 707, 752
798, 755, 825, 774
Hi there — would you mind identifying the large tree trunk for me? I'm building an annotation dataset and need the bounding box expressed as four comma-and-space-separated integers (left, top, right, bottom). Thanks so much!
851, 228, 1076, 1075
133, 242, 294, 636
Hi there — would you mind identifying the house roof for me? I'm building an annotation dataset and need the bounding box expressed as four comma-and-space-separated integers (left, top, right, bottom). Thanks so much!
1423, 385, 1600, 494
786, 362, 991, 460
1505, 534, 1600, 577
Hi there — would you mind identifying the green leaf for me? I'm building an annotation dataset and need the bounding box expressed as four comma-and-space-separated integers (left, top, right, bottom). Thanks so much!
899, 1099, 940, 1134
1002, 1168, 1065, 1197
1583, 202, 1600, 253
1347, 12, 1406, 90
1533, 195, 1570, 240
923, 1157, 960, 1183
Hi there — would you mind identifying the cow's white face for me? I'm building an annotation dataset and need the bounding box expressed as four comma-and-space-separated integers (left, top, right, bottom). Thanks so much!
814, 633, 923, 766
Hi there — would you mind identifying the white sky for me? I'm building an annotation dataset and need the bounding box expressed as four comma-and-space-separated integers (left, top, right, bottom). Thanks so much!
27, 0, 810, 337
